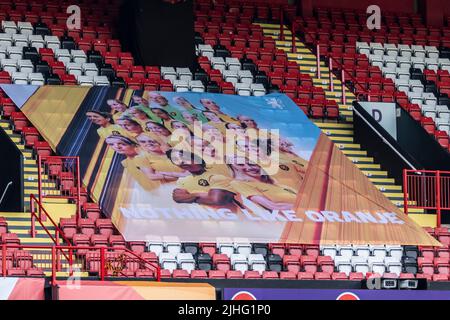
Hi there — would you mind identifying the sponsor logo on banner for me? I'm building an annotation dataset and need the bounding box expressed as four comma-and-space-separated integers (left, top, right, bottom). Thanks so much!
231, 291, 257, 300
336, 292, 360, 300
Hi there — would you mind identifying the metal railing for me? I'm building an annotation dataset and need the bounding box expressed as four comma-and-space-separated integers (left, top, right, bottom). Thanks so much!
403, 170, 450, 227
30, 194, 71, 246
1, 244, 161, 284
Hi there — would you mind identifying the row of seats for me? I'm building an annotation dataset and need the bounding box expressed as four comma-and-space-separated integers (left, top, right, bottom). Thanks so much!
326, 46, 450, 152
298, 7, 450, 47
358, 46, 450, 147
0, 1, 119, 29
195, 0, 295, 24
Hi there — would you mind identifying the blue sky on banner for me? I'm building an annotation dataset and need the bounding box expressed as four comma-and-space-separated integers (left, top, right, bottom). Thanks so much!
0, 84, 39, 109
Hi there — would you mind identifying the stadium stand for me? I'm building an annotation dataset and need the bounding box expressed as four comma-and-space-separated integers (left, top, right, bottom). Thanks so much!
0, 0, 419, 281
296, 7, 450, 152
0, 0, 448, 299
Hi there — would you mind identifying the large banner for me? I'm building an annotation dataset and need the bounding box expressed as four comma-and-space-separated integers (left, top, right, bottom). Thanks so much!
224, 288, 450, 300
17, 85, 439, 245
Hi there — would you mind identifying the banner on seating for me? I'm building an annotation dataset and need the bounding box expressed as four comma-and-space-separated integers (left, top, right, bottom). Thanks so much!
224, 288, 450, 300
18, 85, 440, 246
56, 281, 215, 300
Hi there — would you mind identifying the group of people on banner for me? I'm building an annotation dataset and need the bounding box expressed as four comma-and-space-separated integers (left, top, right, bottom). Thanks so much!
86, 92, 309, 212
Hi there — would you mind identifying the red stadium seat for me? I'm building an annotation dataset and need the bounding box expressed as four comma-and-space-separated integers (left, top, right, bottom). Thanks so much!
317, 256, 335, 274
209, 270, 226, 279
297, 272, 314, 280
301, 255, 318, 273
283, 255, 300, 273
14, 250, 33, 270
280, 271, 297, 280
0, 217, 8, 234
160, 269, 172, 279
286, 244, 303, 257
349, 272, 365, 281
262, 271, 279, 279
244, 271, 261, 279
91, 234, 108, 248
191, 270, 208, 279
73, 234, 90, 250
83, 203, 101, 221
331, 272, 348, 280
140, 252, 158, 264
213, 254, 231, 272
314, 272, 331, 280
22, 127, 39, 147
200, 243, 216, 256
226, 270, 243, 279
60, 217, 77, 240
432, 274, 448, 282
269, 243, 285, 258
7, 268, 26, 276
109, 235, 126, 250
78, 219, 95, 237
1, 233, 20, 245
128, 241, 146, 255
26, 268, 45, 277
10, 112, 29, 132
173, 269, 190, 279
416, 273, 433, 281
34, 141, 52, 157
135, 270, 155, 279
434, 257, 450, 275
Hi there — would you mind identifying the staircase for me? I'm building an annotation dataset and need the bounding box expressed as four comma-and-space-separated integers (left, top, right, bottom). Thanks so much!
258, 23, 423, 215
0, 118, 82, 276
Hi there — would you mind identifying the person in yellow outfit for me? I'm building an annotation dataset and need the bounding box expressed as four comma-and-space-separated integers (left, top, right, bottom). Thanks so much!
148, 92, 184, 121
135, 133, 189, 183
279, 137, 308, 173
199, 98, 240, 124
126, 105, 161, 125
173, 96, 208, 123
173, 96, 198, 111
225, 122, 244, 130
228, 158, 297, 211
105, 134, 159, 191
150, 107, 177, 129
170, 120, 193, 135
167, 149, 237, 209
86, 110, 124, 140
116, 116, 144, 139
190, 138, 232, 178
168, 120, 195, 150
203, 110, 228, 134
106, 99, 128, 121
145, 121, 172, 145
237, 115, 261, 132
132, 95, 150, 107
181, 111, 200, 127
236, 138, 305, 191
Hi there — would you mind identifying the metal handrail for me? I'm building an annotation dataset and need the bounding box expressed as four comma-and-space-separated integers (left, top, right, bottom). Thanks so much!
1, 243, 161, 283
